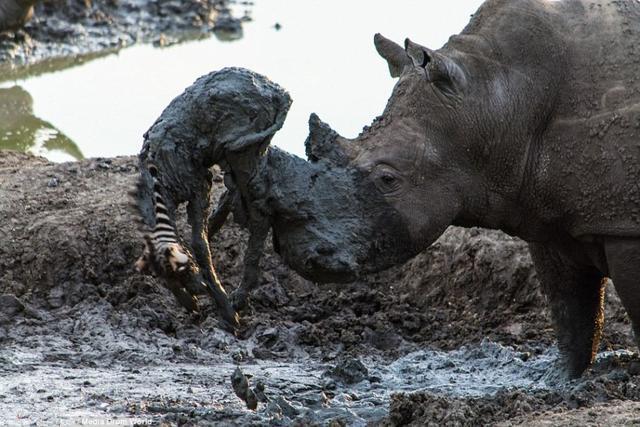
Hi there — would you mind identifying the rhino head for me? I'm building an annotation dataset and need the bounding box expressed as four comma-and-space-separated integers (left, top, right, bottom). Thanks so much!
230, 32, 551, 284
238, 35, 485, 282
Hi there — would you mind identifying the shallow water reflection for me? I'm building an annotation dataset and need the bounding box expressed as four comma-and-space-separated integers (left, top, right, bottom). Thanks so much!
0, 0, 484, 162
0, 86, 83, 161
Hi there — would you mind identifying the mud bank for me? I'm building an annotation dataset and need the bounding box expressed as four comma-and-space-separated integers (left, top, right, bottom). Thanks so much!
1, 151, 639, 425
0, 0, 248, 81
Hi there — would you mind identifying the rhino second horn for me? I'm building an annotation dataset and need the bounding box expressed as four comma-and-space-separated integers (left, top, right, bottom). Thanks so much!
304, 113, 346, 165
374, 33, 411, 78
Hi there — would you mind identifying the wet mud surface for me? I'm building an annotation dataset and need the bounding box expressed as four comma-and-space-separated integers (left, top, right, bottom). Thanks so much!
1, 151, 640, 425
0, 0, 248, 81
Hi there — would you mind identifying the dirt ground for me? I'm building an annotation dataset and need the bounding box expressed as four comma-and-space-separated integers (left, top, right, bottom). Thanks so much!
1, 150, 639, 426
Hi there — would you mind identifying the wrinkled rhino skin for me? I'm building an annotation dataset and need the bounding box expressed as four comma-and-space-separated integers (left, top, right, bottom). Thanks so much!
240, 0, 640, 379
0, 0, 37, 33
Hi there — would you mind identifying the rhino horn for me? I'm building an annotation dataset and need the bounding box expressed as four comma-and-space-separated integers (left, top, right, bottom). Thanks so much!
304, 113, 349, 166
374, 33, 411, 78
404, 38, 467, 98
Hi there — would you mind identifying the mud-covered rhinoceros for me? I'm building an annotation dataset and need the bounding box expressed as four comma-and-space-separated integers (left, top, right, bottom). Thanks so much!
215, 0, 640, 378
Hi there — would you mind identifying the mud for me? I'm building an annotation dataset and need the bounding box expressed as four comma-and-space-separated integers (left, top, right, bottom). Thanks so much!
1, 150, 639, 425
0, 0, 249, 81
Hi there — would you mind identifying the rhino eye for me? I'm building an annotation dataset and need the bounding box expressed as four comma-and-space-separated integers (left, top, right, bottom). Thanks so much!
371, 165, 404, 195
381, 174, 396, 185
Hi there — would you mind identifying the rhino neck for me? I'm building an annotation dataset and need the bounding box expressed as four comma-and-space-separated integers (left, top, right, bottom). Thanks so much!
442, 16, 568, 239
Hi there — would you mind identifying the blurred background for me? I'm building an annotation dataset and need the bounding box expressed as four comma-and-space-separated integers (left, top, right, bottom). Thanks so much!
0, 0, 484, 162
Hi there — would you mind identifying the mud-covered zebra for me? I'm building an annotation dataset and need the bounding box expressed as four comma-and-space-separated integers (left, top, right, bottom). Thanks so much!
133, 67, 291, 330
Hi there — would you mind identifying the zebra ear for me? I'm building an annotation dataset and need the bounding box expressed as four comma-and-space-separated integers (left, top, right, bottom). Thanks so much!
135, 234, 155, 274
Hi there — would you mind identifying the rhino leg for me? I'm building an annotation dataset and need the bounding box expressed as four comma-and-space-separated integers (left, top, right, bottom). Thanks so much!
604, 238, 640, 351
529, 243, 606, 378
187, 184, 239, 330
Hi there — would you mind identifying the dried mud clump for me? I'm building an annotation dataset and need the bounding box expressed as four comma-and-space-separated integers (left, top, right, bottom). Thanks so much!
382, 350, 640, 426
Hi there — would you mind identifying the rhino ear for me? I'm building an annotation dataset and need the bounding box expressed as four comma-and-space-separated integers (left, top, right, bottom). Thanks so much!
405, 38, 467, 98
374, 33, 411, 78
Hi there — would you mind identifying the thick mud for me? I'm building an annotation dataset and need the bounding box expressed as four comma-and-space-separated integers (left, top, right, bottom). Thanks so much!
1, 151, 639, 425
0, 0, 248, 81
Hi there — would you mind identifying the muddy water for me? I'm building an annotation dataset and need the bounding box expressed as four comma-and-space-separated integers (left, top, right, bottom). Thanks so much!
0, 342, 560, 425
0, 0, 483, 162
1, 339, 633, 425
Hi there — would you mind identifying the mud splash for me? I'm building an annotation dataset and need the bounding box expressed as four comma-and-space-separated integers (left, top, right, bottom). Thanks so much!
1, 151, 638, 425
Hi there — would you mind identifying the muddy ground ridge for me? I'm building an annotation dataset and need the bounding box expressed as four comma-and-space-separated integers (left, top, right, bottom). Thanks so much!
1, 151, 639, 425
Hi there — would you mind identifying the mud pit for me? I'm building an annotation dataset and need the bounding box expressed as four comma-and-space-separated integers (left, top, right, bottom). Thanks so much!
1, 150, 639, 425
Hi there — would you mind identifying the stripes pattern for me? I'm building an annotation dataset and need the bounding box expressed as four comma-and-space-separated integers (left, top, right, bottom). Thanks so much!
135, 163, 190, 275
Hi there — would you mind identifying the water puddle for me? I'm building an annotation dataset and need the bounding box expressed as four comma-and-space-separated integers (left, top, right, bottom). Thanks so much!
0, 0, 483, 162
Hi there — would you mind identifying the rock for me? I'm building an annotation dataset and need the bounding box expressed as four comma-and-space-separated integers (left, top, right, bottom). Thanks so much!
326, 358, 369, 384
628, 361, 640, 376
231, 367, 258, 410
47, 285, 65, 309
0, 294, 25, 317
274, 396, 299, 418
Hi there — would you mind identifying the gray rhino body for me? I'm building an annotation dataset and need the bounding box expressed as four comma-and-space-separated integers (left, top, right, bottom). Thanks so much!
238, 0, 640, 378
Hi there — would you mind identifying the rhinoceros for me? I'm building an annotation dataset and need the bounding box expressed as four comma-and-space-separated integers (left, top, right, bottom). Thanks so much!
213, 0, 639, 378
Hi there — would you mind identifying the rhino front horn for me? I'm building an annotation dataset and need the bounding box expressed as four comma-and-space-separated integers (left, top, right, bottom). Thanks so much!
304, 113, 347, 165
